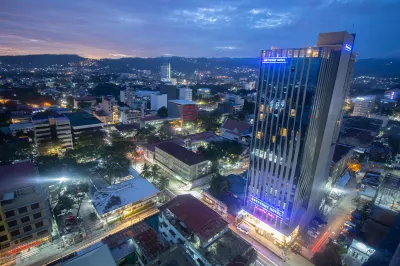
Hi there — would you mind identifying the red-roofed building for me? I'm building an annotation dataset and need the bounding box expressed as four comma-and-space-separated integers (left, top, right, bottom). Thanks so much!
220, 118, 251, 144
159, 194, 256, 266
160, 194, 228, 248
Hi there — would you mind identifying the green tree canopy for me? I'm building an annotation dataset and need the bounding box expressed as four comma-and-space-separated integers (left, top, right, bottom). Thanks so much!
157, 106, 168, 118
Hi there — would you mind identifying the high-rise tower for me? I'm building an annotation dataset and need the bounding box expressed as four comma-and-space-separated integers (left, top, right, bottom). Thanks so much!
244, 31, 356, 239
160, 63, 171, 82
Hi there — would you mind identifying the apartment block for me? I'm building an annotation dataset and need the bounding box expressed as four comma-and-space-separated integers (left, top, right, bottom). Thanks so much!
32, 110, 73, 152
0, 162, 52, 260
155, 142, 211, 181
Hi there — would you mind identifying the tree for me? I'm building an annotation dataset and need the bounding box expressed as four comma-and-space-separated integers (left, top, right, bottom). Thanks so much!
151, 164, 162, 182
0, 140, 33, 165
54, 195, 75, 215
157, 106, 168, 118
141, 163, 152, 180
312, 239, 342, 266
158, 121, 173, 140
209, 173, 230, 196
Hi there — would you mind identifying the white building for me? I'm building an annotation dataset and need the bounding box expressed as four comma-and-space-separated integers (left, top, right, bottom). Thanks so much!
150, 94, 167, 111
160, 63, 171, 82
120, 109, 141, 124
120, 87, 136, 105
245, 81, 256, 91
100, 96, 118, 124
179, 87, 192, 101
9, 122, 33, 136
353, 96, 375, 117
89, 176, 159, 224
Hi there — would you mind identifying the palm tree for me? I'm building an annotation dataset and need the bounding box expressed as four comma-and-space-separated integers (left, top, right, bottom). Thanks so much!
141, 163, 152, 180
151, 164, 161, 183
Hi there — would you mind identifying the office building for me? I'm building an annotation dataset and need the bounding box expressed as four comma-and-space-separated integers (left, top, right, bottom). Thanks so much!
0, 162, 52, 260
179, 87, 192, 101
197, 88, 211, 99
150, 94, 168, 111
353, 96, 375, 117
155, 142, 212, 181
160, 63, 171, 82
159, 194, 256, 266
244, 31, 356, 239
379, 98, 397, 115
63, 112, 104, 141
168, 100, 198, 121
120, 87, 136, 105
160, 84, 179, 101
32, 110, 73, 152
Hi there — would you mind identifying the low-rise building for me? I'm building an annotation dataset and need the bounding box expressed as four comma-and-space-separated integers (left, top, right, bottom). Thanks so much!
89, 176, 159, 224
73, 96, 96, 109
168, 100, 198, 121
0, 162, 52, 261
32, 111, 73, 152
159, 194, 256, 266
120, 88, 136, 105
179, 87, 192, 101
155, 142, 211, 181
375, 171, 400, 212
220, 118, 251, 144
197, 88, 211, 99
139, 116, 179, 129
64, 112, 104, 142
9, 122, 33, 136
120, 109, 141, 124
329, 144, 354, 188
353, 96, 375, 117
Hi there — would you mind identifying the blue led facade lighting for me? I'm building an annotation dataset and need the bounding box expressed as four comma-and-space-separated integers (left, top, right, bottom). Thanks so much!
262, 57, 289, 64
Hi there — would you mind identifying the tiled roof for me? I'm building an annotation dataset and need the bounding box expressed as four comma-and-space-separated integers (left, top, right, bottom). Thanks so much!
164, 194, 228, 242
221, 118, 251, 134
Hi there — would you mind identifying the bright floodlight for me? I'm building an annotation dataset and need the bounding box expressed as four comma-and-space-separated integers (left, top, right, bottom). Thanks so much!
59, 177, 68, 183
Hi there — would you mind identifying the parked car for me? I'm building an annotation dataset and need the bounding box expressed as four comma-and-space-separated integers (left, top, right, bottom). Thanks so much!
237, 223, 249, 235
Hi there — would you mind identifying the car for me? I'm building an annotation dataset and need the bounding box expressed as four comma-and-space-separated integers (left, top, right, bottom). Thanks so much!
237, 223, 249, 235
344, 221, 356, 228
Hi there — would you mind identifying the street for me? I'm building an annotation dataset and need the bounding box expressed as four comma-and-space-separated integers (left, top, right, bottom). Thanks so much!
14, 208, 159, 266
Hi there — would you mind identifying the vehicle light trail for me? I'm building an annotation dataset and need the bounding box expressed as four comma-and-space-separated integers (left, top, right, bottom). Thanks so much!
312, 231, 329, 253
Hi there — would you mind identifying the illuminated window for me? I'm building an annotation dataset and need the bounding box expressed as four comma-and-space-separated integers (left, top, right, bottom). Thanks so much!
294, 50, 299, 58
259, 113, 264, 120
272, 136, 276, 143
260, 104, 264, 112
290, 109, 296, 117
312, 50, 319, 57
257, 131, 262, 139
281, 128, 287, 137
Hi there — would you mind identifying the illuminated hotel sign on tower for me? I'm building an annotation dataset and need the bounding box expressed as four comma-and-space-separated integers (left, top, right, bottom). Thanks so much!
247, 31, 356, 232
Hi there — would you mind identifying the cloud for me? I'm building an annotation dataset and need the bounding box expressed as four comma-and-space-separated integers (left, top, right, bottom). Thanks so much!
248, 9, 294, 29
215, 46, 238, 50
172, 6, 236, 26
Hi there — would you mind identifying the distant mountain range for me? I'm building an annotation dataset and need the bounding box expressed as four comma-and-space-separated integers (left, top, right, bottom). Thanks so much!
1, 54, 400, 78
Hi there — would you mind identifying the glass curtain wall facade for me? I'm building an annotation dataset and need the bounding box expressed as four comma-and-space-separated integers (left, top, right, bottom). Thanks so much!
246, 32, 356, 234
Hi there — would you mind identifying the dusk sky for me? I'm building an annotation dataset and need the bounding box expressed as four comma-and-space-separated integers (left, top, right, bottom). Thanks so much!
1, 0, 399, 59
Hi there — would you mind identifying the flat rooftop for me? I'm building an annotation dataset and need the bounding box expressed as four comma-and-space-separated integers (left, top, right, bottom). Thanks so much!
75, 96, 96, 101
90, 176, 159, 216
332, 144, 354, 163
201, 230, 254, 266
163, 194, 228, 242
0, 162, 37, 199
156, 142, 207, 166
64, 112, 103, 127
62, 244, 117, 266
168, 99, 197, 105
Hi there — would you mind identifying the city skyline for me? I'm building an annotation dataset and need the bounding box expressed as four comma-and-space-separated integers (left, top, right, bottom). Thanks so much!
1, 0, 399, 59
